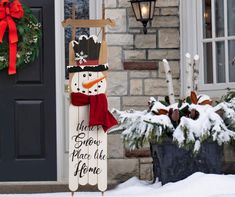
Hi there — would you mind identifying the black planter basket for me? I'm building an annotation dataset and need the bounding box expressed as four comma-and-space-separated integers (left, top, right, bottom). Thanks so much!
150, 141, 223, 185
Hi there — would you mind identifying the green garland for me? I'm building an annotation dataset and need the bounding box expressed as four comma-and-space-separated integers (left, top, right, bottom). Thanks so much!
0, 3, 41, 71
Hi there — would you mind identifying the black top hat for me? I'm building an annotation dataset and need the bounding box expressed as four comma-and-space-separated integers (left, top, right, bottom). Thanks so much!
67, 35, 109, 73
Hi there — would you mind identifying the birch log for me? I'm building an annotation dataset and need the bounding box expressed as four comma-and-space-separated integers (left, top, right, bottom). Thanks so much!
163, 59, 175, 104
193, 55, 200, 92
185, 53, 193, 97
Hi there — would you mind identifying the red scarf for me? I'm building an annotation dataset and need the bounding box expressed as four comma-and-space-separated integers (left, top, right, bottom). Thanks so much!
71, 92, 118, 132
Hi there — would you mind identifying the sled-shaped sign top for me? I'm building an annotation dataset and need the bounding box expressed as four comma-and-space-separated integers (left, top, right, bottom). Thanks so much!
68, 35, 117, 193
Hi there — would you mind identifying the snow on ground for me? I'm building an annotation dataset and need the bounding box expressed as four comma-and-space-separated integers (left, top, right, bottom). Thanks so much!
1, 173, 235, 197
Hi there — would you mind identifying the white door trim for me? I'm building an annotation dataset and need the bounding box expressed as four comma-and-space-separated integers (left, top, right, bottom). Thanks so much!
180, 0, 199, 98
55, 0, 65, 182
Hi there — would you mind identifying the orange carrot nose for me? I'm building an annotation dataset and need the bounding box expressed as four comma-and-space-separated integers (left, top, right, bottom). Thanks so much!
82, 75, 106, 89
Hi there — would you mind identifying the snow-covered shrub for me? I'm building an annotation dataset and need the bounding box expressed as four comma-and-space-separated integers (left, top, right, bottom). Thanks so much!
111, 92, 235, 153
112, 108, 174, 149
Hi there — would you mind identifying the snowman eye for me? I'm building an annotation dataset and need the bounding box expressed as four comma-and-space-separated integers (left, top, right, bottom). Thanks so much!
83, 74, 86, 77
89, 73, 92, 77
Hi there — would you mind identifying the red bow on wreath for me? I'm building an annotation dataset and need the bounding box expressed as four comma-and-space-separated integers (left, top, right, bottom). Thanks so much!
0, 0, 24, 75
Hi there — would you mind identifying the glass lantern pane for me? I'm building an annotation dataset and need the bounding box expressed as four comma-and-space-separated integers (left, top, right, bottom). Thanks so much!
132, 2, 141, 20
216, 41, 225, 83
215, 0, 224, 37
228, 0, 235, 36
228, 40, 235, 82
204, 42, 213, 84
140, 2, 150, 19
203, 0, 212, 38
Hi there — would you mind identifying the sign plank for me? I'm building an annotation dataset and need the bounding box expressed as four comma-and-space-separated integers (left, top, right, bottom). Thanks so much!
69, 105, 79, 191
88, 72, 99, 186
97, 129, 108, 191
68, 35, 116, 193
97, 71, 108, 192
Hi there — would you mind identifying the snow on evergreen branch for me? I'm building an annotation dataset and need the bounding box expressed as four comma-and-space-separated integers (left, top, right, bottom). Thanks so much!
112, 96, 235, 152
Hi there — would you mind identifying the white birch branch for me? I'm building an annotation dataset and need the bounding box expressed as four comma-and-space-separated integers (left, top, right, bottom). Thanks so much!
185, 53, 193, 97
163, 59, 175, 104
193, 55, 200, 92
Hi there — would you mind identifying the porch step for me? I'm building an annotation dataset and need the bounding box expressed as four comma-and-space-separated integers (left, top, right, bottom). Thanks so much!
0, 182, 117, 194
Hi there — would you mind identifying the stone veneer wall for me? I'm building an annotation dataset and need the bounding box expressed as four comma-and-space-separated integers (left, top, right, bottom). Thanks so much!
104, 0, 181, 184
106, 0, 180, 111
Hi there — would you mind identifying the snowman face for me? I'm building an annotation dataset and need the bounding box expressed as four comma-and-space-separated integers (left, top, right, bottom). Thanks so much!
70, 71, 107, 95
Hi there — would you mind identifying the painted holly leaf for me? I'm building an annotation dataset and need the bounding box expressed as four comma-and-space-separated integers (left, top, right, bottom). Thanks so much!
191, 91, 198, 104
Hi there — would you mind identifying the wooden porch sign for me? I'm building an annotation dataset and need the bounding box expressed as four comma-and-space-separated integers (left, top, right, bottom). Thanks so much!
63, 19, 117, 194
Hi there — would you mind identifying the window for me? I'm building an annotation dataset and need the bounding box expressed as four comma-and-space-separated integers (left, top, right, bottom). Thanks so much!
198, 0, 235, 90
181, 0, 235, 97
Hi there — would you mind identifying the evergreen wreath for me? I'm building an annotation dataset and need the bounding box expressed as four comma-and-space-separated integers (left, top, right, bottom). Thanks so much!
0, 1, 41, 72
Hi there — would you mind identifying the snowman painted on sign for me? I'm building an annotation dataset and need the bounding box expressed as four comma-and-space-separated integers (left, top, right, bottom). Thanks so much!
68, 35, 118, 193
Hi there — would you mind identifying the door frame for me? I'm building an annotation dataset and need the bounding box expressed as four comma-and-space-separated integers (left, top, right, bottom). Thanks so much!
180, 0, 199, 98
55, 0, 65, 182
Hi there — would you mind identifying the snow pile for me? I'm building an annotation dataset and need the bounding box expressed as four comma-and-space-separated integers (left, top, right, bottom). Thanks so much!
215, 98, 235, 131
112, 95, 235, 152
112, 108, 174, 149
174, 104, 235, 152
2, 173, 235, 197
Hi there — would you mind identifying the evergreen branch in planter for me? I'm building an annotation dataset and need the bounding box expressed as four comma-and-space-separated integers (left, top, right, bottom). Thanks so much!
112, 95, 235, 153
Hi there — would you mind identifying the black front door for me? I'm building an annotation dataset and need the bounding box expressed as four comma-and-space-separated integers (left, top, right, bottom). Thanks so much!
0, 0, 56, 181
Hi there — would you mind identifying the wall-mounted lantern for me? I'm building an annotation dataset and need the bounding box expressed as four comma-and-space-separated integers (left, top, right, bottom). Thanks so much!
130, 0, 156, 34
